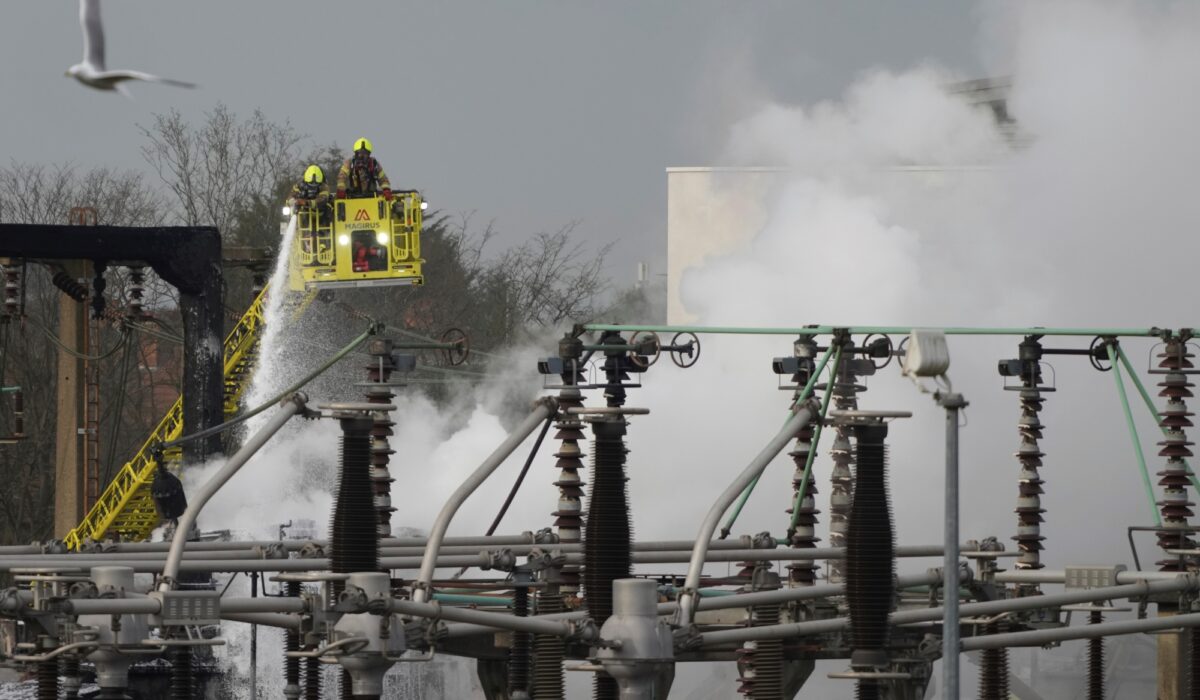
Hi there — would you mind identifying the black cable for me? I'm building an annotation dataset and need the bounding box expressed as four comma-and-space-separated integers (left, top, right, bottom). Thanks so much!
486, 416, 553, 537
452, 416, 554, 580
158, 326, 375, 451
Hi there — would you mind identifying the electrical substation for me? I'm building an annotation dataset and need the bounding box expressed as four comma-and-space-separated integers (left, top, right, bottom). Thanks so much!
0, 199, 1199, 700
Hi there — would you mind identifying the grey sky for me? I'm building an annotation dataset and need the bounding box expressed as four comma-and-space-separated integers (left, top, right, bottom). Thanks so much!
2, 1, 981, 283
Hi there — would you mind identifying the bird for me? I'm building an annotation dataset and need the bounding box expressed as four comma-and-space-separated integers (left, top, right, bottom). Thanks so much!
65, 0, 196, 96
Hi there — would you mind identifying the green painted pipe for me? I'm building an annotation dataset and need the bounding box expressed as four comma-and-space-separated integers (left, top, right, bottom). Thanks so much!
583, 323, 1164, 338
1107, 343, 1162, 527
719, 344, 837, 538
1115, 345, 1200, 494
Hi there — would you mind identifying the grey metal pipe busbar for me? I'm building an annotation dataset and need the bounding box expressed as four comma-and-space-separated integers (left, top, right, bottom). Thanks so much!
66, 533, 547, 555
996, 568, 1190, 584
0, 542, 966, 568
159, 394, 308, 592
675, 398, 819, 628
389, 598, 587, 639
696, 574, 1199, 646
939, 391, 967, 700
0, 544, 980, 576
411, 397, 558, 603
962, 611, 1200, 650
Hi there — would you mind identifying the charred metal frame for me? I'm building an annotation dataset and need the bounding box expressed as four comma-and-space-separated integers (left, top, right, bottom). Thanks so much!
0, 224, 224, 463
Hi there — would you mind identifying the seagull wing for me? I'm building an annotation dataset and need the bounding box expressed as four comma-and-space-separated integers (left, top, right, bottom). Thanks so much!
79, 0, 105, 70
96, 69, 197, 89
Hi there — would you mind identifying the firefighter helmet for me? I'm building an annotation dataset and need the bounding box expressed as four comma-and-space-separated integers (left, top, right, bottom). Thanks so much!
303, 164, 324, 184
353, 137, 373, 154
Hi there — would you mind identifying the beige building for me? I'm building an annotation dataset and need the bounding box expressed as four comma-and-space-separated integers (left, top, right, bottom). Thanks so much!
666, 78, 1017, 325
665, 167, 785, 324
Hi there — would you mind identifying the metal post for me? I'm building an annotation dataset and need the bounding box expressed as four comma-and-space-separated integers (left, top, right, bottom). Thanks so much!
938, 392, 967, 700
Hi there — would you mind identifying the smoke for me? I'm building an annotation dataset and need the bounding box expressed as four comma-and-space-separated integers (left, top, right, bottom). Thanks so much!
660, 1, 1200, 696
166, 2, 1200, 698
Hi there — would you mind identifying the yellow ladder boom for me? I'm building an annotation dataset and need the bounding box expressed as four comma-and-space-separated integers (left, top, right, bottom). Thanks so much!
63, 284, 270, 550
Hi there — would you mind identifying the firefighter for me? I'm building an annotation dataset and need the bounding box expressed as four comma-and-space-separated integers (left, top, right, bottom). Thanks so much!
289, 165, 331, 264
289, 164, 331, 210
336, 138, 392, 200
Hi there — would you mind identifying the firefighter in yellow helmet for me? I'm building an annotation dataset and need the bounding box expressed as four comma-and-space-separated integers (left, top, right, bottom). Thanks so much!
289, 164, 331, 211
336, 138, 392, 200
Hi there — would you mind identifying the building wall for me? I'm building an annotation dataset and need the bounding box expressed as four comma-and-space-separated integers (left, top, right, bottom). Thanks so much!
665, 167, 783, 324
665, 165, 996, 325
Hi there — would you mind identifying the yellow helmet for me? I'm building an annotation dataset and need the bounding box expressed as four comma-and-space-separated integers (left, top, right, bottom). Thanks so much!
353, 137, 373, 154
303, 164, 324, 184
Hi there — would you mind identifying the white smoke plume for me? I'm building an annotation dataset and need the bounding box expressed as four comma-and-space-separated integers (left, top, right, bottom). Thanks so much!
660, 1, 1200, 696
171, 2, 1200, 698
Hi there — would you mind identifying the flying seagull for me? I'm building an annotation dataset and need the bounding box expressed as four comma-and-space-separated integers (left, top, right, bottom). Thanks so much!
65, 0, 196, 95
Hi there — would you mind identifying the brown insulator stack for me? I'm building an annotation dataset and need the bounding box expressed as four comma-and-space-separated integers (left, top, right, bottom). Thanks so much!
552, 332, 587, 597
126, 266, 146, 320
787, 339, 821, 588
1009, 336, 1049, 582
364, 340, 399, 538
845, 422, 894, 700
828, 342, 861, 584
1155, 339, 1198, 568
736, 565, 784, 699
330, 413, 380, 583
786, 421, 820, 587
2, 264, 20, 317
534, 335, 585, 700
1012, 370, 1047, 578
977, 622, 1009, 700
1087, 610, 1104, 700
551, 383, 586, 595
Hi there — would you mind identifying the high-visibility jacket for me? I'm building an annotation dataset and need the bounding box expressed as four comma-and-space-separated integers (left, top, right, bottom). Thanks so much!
337, 155, 391, 197
288, 180, 330, 208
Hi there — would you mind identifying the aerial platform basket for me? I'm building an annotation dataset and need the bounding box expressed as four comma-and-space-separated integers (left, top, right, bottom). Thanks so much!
289, 192, 425, 291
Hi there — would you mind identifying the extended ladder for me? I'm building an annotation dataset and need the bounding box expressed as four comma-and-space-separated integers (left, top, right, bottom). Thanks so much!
63, 284, 270, 550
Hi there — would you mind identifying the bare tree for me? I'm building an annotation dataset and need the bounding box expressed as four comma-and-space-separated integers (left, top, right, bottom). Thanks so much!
139, 104, 304, 237
0, 163, 177, 543
497, 224, 612, 328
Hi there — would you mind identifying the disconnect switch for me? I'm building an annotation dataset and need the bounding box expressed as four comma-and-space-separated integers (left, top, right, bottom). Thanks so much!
152, 590, 220, 626
1064, 565, 1126, 590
